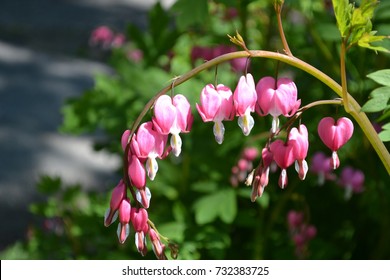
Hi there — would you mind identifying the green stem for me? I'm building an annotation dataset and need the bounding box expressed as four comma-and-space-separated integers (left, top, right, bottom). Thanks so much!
128, 50, 390, 174
275, 1, 292, 56
340, 40, 351, 113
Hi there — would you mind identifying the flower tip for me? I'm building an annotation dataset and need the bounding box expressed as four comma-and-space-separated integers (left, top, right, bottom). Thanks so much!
117, 223, 130, 244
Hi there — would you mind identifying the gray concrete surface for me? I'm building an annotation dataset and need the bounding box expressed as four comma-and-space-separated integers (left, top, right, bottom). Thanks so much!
0, 0, 174, 250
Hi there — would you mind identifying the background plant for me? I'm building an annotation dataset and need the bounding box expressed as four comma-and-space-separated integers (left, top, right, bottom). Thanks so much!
2, 0, 389, 260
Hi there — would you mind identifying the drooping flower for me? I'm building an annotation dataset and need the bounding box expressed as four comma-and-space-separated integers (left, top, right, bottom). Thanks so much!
128, 155, 146, 189
317, 117, 354, 169
270, 139, 296, 189
131, 122, 167, 180
135, 186, 152, 209
89, 26, 114, 48
338, 166, 364, 200
117, 198, 131, 244
233, 73, 257, 136
104, 179, 126, 227
310, 152, 336, 185
196, 84, 235, 144
131, 208, 149, 256
149, 228, 167, 260
250, 147, 274, 202
289, 124, 309, 180
256, 76, 301, 133
153, 94, 193, 157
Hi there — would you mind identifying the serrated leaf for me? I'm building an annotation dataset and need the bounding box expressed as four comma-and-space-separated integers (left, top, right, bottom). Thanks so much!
332, 0, 354, 37
358, 32, 390, 53
361, 87, 390, 112
367, 70, 390, 87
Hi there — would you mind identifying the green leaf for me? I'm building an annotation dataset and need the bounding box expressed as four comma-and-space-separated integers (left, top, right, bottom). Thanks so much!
357, 32, 390, 53
379, 125, 390, 142
193, 189, 237, 225
332, 0, 354, 37
367, 70, 390, 87
361, 87, 390, 112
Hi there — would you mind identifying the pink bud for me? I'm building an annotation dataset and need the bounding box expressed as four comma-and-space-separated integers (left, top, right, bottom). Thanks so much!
117, 198, 131, 244
149, 228, 166, 260
121, 130, 131, 151
104, 179, 126, 227
131, 208, 149, 232
128, 155, 146, 188
242, 147, 259, 161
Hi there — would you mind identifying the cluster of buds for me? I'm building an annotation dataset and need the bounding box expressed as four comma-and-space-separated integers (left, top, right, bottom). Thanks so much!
230, 147, 260, 187
104, 93, 193, 259
287, 210, 317, 259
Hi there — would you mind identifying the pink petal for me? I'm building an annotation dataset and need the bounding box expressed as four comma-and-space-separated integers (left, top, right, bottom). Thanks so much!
153, 95, 176, 135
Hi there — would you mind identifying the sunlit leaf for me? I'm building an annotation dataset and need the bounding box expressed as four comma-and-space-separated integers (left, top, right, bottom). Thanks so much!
361, 87, 390, 112
367, 70, 390, 87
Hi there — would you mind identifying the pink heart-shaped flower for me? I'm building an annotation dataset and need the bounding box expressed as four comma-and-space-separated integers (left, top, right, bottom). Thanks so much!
318, 117, 354, 151
270, 139, 296, 169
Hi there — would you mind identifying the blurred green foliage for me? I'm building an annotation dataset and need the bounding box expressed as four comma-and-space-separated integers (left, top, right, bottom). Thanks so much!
2, 0, 390, 260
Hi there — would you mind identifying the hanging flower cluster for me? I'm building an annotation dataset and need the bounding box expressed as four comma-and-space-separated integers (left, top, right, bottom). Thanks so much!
104, 69, 356, 259
104, 93, 193, 259
287, 210, 317, 259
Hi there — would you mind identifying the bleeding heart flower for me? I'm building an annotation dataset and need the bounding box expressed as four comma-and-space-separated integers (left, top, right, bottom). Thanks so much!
128, 155, 146, 189
338, 166, 364, 200
233, 73, 257, 136
289, 124, 309, 180
117, 198, 131, 244
131, 122, 167, 180
317, 117, 354, 169
153, 94, 193, 156
196, 84, 235, 144
104, 179, 126, 227
256, 76, 301, 133
270, 139, 296, 189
